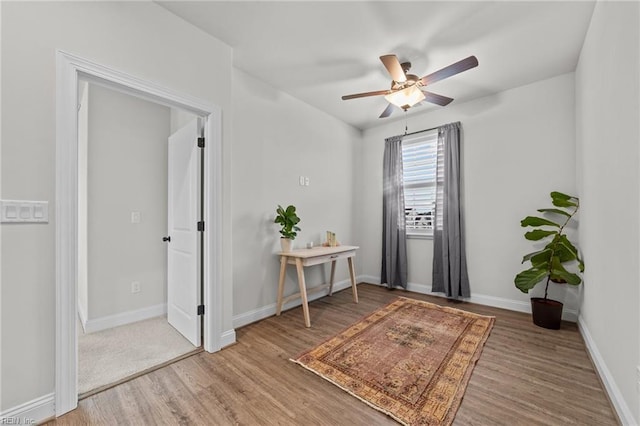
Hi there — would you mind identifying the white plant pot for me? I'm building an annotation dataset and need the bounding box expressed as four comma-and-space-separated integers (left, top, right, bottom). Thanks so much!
280, 238, 292, 252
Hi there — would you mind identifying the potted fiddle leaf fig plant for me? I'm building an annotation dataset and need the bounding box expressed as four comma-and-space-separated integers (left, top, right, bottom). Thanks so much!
515, 191, 584, 329
274, 204, 301, 252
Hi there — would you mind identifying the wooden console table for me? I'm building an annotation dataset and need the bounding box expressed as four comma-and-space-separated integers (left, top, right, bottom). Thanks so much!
276, 245, 359, 327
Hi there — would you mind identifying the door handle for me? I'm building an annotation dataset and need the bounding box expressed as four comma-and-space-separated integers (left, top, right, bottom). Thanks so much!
163, 236, 171, 242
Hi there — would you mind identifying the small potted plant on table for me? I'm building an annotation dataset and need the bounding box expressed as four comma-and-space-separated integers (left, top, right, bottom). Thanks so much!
515, 191, 584, 329
274, 204, 301, 252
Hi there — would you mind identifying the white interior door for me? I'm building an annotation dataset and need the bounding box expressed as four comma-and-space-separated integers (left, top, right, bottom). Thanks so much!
167, 119, 201, 346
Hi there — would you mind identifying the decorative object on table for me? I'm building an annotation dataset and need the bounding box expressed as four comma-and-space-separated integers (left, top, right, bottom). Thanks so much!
291, 297, 494, 425
324, 231, 338, 247
515, 191, 584, 330
274, 204, 301, 253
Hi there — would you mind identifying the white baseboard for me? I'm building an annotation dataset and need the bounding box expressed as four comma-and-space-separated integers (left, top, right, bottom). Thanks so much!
84, 303, 167, 334
578, 316, 637, 426
77, 306, 87, 334
359, 274, 381, 285
0, 393, 55, 425
233, 279, 354, 329
359, 276, 578, 322
220, 328, 236, 348
77, 294, 88, 332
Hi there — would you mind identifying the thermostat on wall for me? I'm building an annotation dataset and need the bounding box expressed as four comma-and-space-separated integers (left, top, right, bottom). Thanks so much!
1, 200, 49, 223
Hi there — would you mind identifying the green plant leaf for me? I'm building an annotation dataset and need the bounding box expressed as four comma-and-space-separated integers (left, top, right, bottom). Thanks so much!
557, 235, 579, 261
549, 256, 582, 285
515, 267, 548, 293
550, 192, 577, 208
537, 208, 571, 217
522, 249, 549, 263
524, 229, 557, 241
550, 191, 573, 201
530, 249, 552, 267
551, 198, 577, 208
520, 216, 560, 228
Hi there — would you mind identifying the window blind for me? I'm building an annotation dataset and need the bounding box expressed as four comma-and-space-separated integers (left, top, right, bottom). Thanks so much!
401, 130, 442, 235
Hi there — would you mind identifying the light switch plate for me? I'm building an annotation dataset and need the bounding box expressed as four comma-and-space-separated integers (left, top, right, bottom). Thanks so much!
1, 200, 49, 223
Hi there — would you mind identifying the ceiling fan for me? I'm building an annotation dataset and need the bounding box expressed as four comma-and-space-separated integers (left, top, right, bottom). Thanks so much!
341, 54, 478, 118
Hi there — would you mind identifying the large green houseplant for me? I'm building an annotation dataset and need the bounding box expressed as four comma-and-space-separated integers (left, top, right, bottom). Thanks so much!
515, 191, 584, 329
274, 204, 301, 252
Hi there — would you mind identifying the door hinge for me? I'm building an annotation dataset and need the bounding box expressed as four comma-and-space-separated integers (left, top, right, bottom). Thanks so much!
197, 305, 205, 315
197, 137, 205, 148
197, 221, 205, 232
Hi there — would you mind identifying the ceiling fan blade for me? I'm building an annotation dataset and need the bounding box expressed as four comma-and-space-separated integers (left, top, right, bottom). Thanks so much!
380, 55, 407, 83
379, 103, 394, 118
422, 91, 454, 106
341, 89, 391, 100
420, 56, 478, 86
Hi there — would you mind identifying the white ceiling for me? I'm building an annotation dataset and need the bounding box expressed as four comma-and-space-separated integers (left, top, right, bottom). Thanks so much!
158, 1, 595, 130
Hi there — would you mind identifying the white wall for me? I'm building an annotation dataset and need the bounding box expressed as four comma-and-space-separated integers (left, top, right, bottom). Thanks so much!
86, 83, 170, 320
576, 1, 640, 423
231, 68, 362, 324
0, 1, 233, 412
358, 73, 578, 315
170, 108, 197, 135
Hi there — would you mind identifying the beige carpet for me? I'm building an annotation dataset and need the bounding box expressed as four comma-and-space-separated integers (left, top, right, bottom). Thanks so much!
78, 316, 197, 395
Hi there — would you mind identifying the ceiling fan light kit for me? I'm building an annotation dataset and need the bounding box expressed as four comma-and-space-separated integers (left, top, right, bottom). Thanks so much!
342, 54, 478, 118
385, 85, 425, 110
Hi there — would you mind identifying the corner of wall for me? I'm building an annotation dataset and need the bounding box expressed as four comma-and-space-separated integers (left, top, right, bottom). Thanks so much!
578, 316, 636, 425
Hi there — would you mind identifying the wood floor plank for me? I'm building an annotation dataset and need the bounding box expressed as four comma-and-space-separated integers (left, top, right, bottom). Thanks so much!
46, 284, 618, 425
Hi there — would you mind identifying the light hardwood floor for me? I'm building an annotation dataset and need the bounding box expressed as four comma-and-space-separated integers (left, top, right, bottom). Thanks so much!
48, 284, 618, 425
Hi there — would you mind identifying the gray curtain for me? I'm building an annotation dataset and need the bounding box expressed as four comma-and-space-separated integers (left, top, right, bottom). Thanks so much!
432, 122, 470, 298
381, 135, 408, 289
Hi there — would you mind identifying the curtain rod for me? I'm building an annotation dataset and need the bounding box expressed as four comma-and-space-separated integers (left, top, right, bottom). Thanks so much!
403, 125, 439, 137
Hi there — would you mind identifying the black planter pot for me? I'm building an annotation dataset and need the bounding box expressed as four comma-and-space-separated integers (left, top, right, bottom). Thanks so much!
531, 297, 563, 330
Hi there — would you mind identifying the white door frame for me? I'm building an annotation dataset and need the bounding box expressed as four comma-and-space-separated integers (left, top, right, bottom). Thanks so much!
55, 50, 225, 416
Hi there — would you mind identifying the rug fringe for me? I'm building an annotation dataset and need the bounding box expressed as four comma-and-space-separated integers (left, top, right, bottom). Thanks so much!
289, 358, 409, 426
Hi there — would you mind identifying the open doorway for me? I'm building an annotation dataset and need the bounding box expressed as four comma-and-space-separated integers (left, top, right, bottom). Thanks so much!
76, 81, 202, 396
55, 49, 228, 416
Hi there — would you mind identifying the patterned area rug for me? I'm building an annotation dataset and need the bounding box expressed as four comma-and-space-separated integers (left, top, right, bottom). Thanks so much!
291, 297, 495, 425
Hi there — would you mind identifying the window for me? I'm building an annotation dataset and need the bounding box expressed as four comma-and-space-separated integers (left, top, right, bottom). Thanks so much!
401, 129, 442, 236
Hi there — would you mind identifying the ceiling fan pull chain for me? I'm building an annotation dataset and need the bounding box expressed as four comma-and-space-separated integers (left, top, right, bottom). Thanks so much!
404, 111, 408, 135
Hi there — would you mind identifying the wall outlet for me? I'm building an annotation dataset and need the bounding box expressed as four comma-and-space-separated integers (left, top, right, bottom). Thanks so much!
131, 211, 141, 223
131, 281, 141, 293
298, 176, 310, 186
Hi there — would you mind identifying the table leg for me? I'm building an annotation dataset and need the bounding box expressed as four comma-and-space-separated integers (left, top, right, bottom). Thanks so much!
347, 256, 358, 303
328, 260, 337, 296
295, 258, 311, 327
276, 256, 287, 316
